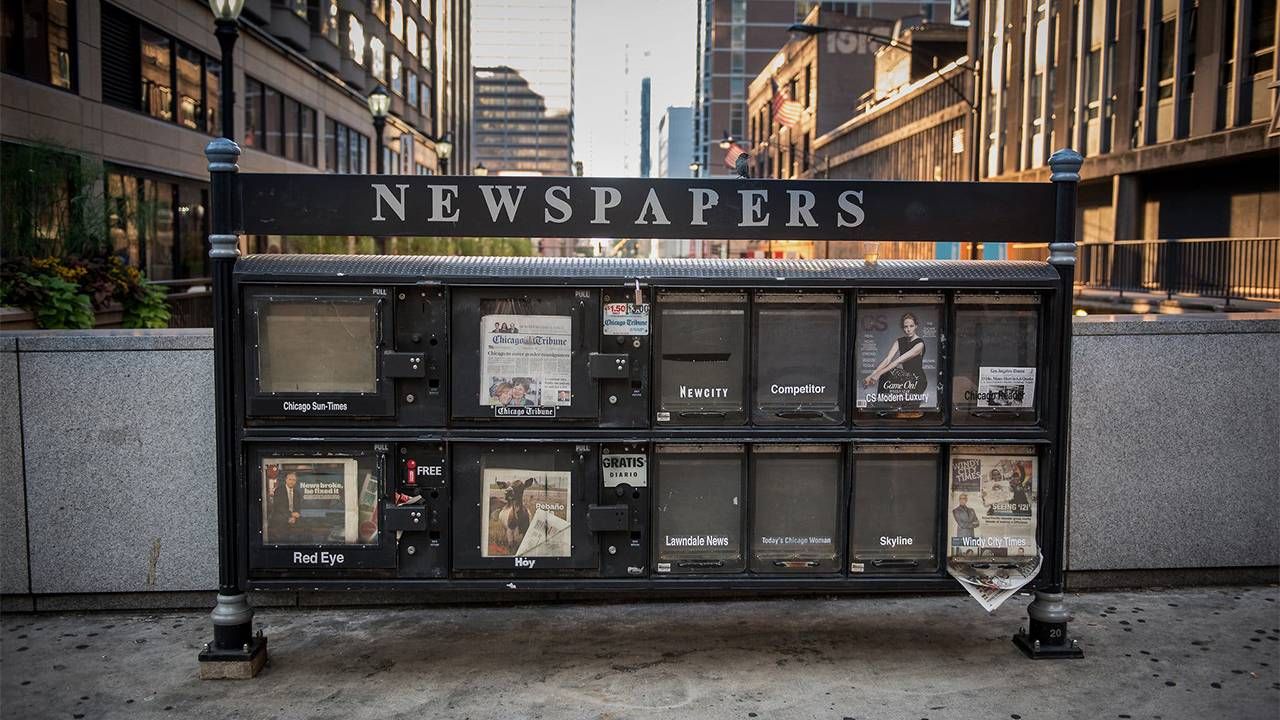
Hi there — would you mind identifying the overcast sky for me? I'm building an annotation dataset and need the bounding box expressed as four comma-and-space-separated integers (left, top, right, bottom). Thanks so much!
572, 0, 698, 177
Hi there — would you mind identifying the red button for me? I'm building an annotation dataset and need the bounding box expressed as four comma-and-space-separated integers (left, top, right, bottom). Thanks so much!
406, 459, 417, 485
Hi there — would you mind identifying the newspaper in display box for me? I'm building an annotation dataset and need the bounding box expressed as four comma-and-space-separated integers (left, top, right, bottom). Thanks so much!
480, 314, 573, 417
946, 445, 1042, 611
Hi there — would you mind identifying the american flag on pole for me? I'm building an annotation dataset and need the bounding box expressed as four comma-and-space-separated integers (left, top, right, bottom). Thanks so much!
771, 78, 804, 128
722, 142, 747, 168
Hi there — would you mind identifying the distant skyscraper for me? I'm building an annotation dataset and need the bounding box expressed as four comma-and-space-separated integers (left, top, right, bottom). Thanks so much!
639, 78, 652, 177
471, 0, 575, 174
473, 66, 573, 174
692, 0, 800, 176
657, 106, 693, 178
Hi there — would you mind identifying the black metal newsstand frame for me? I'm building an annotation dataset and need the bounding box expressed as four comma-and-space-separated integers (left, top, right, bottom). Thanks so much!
197, 138, 1086, 677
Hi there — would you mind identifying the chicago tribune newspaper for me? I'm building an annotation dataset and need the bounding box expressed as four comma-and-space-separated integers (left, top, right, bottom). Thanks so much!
855, 298, 940, 410
946, 446, 1041, 611
480, 314, 573, 417
481, 469, 572, 558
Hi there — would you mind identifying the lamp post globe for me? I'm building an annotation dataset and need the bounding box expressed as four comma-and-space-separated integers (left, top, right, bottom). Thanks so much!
208, 0, 245, 20
474, 162, 488, 176
436, 132, 453, 174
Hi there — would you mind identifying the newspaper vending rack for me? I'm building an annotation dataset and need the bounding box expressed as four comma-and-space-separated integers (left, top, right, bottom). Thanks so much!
196, 138, 1086, 678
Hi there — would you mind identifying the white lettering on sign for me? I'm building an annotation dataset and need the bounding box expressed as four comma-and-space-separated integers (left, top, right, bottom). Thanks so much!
689, 188, 718, 225
590, 186, 621, 224
679, 385, 729, 399
363, 182, 871, 231
416, 465, 443, 477
544, 185, 572, 223
478, 184, 527, 222
293, 551, 345, 566
880, 536, 915, 547
281, 400, 350, 412
371, 183, 410, 221
602, 453, 648, 487
514, 557, 537, 568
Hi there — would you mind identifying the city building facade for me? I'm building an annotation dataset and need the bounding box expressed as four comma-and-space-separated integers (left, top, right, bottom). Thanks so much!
973, 0, 1278, 247
657, 105, 693, 178
1, 0, 472, 278
470, 0, 573, 175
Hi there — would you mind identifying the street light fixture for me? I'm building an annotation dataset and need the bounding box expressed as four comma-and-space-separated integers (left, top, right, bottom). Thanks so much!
435, 132, 453, 174
688, 160, 701, 176
367, 85, 390, 173
207, 0, 244, 139
474, 162, 488, 176
719, 131, 734, 150
201, 0, 264, 678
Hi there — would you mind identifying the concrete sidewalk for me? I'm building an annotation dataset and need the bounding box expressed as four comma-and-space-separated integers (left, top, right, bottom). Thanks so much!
2, 586, 1277, 720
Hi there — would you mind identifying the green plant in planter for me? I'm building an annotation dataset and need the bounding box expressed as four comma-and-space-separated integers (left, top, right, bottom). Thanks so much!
122, 279, 171, 329
0, 270, 94, 329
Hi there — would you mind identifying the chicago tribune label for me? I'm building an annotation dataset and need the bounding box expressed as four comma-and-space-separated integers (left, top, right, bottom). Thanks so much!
603, 303, 650, 336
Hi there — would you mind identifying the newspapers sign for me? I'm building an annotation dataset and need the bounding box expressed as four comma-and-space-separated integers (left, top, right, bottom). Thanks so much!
237, 174, 1058, 243
480, 314, 573, 417
946, 446, 1041, 611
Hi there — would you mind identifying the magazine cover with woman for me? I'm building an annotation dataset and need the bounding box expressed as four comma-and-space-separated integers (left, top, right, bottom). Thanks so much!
480, 468, 572, 558
856, 299, 940, 411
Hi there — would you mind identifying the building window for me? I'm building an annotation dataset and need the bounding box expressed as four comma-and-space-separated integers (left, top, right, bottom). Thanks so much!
390, 54, 402, 94
312, 0, 340, 45
406, 16, 417, 55
370, 0, 385, 23
420, 30, 430, 70
325, 117, 370, 173
106, 168, 208, 281
1, 0, 76, 90
175, 43, 203, 130
244, 76, 318, 166
140, 26, 172, 121
390, 0, 403, 39
407, 70, 418, 107
420, 81, 432, 127
101, 4, 224, 134
347, 14, 365, 65
370, 36, 386, 81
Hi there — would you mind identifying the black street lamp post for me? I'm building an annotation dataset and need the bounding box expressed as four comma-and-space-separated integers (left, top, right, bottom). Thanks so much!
368, 85, 391, 174
199, 0, 267, 680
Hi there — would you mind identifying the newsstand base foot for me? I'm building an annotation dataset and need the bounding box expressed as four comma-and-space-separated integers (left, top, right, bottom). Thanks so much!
1012, 589, 1084, 659
198, 636, 268, 679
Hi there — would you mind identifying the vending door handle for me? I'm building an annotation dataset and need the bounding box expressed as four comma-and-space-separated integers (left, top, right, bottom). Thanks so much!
775, 410, 822, 419
677, 560, 725, 568
588, 353, 630, 379
383, 352, 427, 378
871, 559, 920, 569
773, 560, 820, 568
586, 504, 630, 532
677, 411, 726, 418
